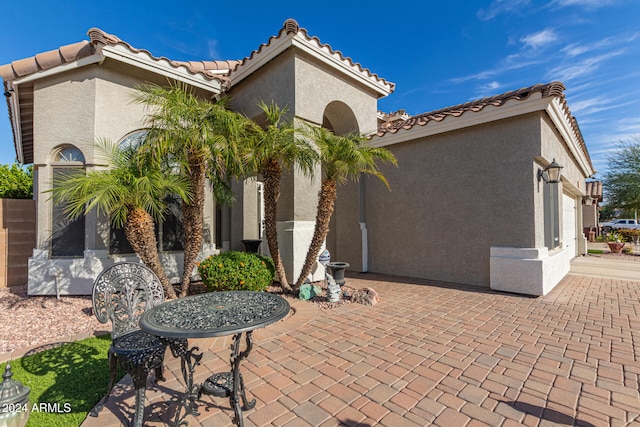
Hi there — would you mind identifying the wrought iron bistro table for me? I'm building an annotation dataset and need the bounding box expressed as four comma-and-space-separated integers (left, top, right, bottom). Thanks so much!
139, 291, 290, 427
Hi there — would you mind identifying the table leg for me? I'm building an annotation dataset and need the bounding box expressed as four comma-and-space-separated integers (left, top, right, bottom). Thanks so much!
230, 331, 256, 426
168, 340, 203, 427
199, 332, 257, 426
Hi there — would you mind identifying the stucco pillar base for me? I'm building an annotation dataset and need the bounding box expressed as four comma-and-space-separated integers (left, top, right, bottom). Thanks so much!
276, 220, 324, 285
490, 246, 570, 296
27, 245, 219, 296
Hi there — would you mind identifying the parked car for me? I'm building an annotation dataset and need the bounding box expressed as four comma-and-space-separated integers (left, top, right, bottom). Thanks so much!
600, 219, 640, 232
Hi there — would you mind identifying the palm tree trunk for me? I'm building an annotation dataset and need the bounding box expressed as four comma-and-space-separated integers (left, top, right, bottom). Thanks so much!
263, 158, 292, 292
124, 207, 178, 299
295, 179, 337, 288
180, 161, 206, 297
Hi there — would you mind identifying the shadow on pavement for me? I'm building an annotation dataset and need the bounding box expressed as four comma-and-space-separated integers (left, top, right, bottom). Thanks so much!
504, 400, 596, 427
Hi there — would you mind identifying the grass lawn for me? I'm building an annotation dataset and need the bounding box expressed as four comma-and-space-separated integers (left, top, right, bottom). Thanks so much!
588, 249, 605, 254
1, 334, 123, 427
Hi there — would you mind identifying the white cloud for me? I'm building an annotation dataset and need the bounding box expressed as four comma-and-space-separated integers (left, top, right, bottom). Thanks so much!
569, 97, 608, 115
520, 28, 558, 49
562, 33, 639, 58
476, 81, 502, 96
550, 0, 617, 8
477, 0, 530, 20
617, 117, 640, 133
547, 50, 624, 81
207, 40, 220, 59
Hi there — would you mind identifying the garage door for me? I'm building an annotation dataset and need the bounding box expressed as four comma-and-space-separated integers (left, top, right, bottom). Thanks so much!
563, 193, 577, 258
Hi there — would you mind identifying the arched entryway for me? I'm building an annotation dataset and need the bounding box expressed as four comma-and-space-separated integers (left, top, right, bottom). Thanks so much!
322, 101, 360, 136
321, 102, 364, 270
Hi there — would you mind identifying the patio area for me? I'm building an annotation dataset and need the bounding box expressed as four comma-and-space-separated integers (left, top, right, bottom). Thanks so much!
78, 266, 640, 427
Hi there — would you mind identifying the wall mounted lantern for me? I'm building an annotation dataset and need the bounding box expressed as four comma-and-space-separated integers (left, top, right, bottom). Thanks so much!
0, 363, 31, 427
538, 159, 563, 184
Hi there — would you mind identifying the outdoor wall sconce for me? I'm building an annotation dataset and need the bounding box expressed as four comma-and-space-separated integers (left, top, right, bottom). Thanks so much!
538, 159, 563, 184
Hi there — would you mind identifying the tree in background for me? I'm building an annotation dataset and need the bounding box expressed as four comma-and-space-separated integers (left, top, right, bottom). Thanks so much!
294, 126, 397, 288
50, 141, 191, 299
604, 137, 640, 217
0, 163, 33, 199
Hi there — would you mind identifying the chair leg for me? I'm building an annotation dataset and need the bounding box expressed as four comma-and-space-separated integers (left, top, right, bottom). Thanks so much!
155, 365, 166, 382
131, 367, 149, 427
90, 350, 118, 417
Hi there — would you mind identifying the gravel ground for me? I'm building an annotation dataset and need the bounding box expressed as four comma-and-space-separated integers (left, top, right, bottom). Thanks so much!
0, 285, 107, 354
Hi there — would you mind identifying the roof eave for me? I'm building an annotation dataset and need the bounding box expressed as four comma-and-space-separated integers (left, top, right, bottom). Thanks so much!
8, 53, 104, 85
370, 94, 595, 178
546, 97, 595, 178
99, 45, 223, 94
4, 81, 22, 164
228, 30, 394, 98
369, 94, 551, 146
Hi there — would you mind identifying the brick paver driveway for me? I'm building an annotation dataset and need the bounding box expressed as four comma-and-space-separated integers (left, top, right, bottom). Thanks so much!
83, 271, 640, 427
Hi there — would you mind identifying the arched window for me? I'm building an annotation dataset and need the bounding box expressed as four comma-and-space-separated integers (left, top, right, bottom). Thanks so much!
119, 130, 148, 150
109, 131, 184, 255
51, 145, 86, 257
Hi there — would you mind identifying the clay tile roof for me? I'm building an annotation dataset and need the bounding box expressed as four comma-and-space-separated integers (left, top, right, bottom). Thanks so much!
585, 180, 603, 200
86, 28, 234, 82
229, 18, 394, 93
376, 82, 568, 137
0, 28, 239, 84
375, 82, 592, 169
0, 41, 95, 81
175, 60, 242, 74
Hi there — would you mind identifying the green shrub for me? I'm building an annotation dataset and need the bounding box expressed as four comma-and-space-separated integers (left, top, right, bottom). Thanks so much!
198, 251, 275, 292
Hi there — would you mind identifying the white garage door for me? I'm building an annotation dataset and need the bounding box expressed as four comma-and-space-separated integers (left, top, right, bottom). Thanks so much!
563, 193, 577, 258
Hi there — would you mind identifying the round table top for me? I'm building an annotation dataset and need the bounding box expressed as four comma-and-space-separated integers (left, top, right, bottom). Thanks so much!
139, 291, 290, 338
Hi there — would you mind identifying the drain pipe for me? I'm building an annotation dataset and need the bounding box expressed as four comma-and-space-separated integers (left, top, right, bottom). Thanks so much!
360, 222, 368, 272
359, 178, 368, 272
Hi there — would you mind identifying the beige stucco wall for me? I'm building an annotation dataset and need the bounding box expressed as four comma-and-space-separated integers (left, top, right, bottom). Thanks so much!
538, 113, 587, 251
26, 59, 219, 294
294, 52, 379, 134
333, 112, 580, 288
227, 47, 382, 282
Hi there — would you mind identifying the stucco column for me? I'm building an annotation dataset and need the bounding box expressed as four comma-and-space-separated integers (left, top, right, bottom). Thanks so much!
276, 164, 322, 283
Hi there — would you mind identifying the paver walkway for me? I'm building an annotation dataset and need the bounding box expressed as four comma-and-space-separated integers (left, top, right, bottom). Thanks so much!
81, 267, 640, 427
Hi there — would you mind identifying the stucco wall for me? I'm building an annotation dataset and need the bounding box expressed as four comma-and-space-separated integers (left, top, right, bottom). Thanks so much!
27, 60, 219, 294
294, 52, 379, 134
227, 46, 382, 282
538, 113, 587, 251
335, 114, 544, 287
229, 50, 296, 120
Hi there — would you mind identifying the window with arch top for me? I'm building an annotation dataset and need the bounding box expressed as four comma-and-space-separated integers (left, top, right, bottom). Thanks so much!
51, 145, 86, 257
109, 131, 185, 255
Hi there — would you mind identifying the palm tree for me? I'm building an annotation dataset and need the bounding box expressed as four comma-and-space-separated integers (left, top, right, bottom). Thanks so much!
134, 83, 246, 297
49, 140, 191, 299
243, 102, 317, 292
294, 126, 397, 288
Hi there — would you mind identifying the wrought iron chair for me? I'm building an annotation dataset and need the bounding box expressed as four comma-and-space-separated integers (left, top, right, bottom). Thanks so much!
89, 262, 184, 427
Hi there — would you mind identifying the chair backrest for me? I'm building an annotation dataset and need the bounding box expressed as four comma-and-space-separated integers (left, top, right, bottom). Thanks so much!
92, 262, 166, 340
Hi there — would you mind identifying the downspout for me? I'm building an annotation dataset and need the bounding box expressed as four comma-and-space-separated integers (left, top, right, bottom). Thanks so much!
359, 179, 368, 272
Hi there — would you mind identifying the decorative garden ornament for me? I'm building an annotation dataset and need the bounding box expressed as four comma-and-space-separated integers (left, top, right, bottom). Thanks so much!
326, 273, 341, 303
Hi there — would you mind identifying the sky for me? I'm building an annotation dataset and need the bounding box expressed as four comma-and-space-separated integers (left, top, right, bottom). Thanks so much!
0, 0, 638, 178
